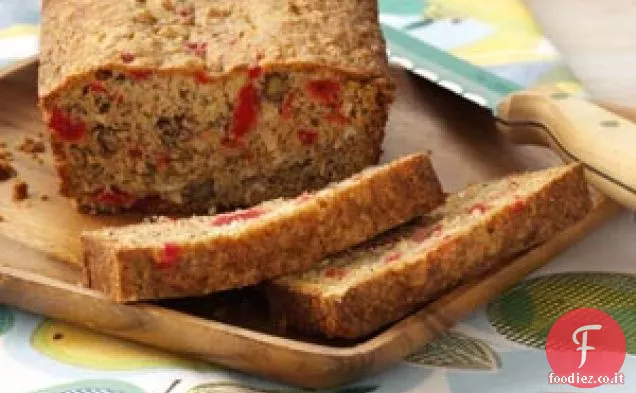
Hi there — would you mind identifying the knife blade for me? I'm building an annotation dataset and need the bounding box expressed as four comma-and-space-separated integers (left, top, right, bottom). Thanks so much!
379, 0, 636, 211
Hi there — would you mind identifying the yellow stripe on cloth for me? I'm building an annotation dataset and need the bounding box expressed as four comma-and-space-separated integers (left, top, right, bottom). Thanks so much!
0, 24, 39, 39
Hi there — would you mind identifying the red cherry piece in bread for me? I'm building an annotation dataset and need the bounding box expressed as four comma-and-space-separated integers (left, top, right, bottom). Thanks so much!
156, 153, 171, 170
128, 148, 143, 159
94, 187, 135, 207
412, 223, 442, 242
466, 203, 489, 215
324, 267, 347, 279
248, 66, 262, 79
157, 243, 181, 269
184, 41, 208, 57
195, 71, 211, 84
88, 81, 107, 94
229, 83, 260, 139
297, 129, 318, 146
48, 108, 86, 142
511, 198, 525, 213
178, 6, 192, 17
306, 79, 341, 106
184, 41, 198, 50
384, 251, 402, 264
120, 52, 135, 63
210, 207, 266, 226
280, 92, 296, 119
129, 70, 152, 81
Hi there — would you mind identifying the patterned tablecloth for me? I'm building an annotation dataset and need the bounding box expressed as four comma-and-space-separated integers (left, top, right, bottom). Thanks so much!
0, 1, 38, 71
1, 1, 634, 392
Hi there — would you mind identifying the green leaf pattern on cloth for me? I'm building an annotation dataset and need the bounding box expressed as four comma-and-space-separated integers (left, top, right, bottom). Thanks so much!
30, 379, 146, 393
406, 331, 500, 370
487, 272, 636, 353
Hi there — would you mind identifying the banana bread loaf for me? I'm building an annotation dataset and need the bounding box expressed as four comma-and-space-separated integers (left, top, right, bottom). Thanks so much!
81, 153, 444, 302
266, 164, 592, 339
38, 0, 394, 214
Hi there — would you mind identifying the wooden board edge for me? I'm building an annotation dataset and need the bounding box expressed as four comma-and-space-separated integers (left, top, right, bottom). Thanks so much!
0, 55, 38, 80
0, 263, 368, 387
0, 195, 619, 389
0, 52, 628, 389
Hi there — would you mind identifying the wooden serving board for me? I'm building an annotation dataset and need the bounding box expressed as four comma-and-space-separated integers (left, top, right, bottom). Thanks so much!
0, 63, 622, 389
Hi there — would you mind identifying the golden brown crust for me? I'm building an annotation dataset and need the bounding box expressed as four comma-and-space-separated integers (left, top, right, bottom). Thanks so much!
81, 236, 119, 293
38, 0, 391, 104
267, 165, 592, 339
39, 0, 394, 215
81, 153, 444, 302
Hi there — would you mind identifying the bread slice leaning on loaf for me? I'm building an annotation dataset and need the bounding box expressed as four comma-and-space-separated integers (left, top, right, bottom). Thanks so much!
81, 153, 444, 302
266, 164, 592, 339
38, 0, 394, 214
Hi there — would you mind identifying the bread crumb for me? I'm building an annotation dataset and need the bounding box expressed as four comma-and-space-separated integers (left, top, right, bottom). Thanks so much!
0, 160, 17, 181
40, 194, 50, 201
12, 180, 29, 201
18, 137, 46, 154
0, 214, 4, 222
0, 142, 6, 148
0, 152, 13, 161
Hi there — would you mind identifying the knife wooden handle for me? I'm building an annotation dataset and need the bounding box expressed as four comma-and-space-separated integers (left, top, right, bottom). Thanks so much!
496, 90, 636, 211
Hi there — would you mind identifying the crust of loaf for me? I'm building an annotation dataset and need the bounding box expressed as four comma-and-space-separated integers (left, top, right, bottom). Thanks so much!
266, 164, 592, 339
81, 153, 444, 302
38, 0, 392, 104
39, 0, 394, 214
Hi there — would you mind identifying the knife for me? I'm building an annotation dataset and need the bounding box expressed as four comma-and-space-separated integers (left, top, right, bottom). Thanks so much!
380, 3, 636, 211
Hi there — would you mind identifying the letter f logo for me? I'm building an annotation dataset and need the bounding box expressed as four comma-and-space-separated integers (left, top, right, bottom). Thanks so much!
572, 324, 602, 368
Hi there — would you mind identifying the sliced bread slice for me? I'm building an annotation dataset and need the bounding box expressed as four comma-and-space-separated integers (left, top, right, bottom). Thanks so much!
266, 164, 592, 339
81, 153, 444, 302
